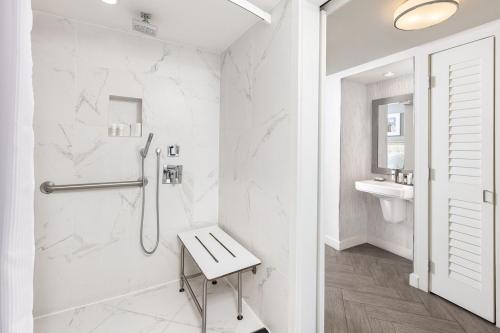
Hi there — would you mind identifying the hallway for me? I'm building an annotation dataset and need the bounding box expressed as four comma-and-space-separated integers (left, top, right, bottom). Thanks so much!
325, 244, 500, 333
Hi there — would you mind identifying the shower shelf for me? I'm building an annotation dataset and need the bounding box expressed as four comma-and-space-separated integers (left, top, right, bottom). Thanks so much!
108, 95, 143, 137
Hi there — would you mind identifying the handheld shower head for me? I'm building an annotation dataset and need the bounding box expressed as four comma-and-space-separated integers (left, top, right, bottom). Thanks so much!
141, 133, 154, 158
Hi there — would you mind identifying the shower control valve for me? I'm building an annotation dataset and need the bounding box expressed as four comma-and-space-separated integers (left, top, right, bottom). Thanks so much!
163, 165, 182, 185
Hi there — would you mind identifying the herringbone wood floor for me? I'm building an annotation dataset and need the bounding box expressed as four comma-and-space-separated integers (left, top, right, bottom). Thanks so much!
325, 244, 500, 333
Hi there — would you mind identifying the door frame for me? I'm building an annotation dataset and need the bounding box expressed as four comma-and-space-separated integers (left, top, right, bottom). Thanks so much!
318, 19, 500, 330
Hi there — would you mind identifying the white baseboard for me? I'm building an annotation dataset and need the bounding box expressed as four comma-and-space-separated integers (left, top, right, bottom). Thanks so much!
325, 234, 413, 262
368, 237, 413, 260
325, 234, 367, 251
324, 235, 340, 250
338, 235, 366, 250
409, 273, 419, 289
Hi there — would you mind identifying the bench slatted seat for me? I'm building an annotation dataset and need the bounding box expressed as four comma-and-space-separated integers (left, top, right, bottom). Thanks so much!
178, 226, 261, 333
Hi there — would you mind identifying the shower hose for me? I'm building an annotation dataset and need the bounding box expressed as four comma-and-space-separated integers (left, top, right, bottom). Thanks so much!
139, 149, 160, 254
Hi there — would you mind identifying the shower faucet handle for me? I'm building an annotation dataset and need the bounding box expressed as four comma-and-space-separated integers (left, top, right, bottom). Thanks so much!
163, 165, 182, 184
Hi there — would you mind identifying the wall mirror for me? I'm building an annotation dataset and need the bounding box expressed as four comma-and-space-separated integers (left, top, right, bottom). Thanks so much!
372, 94, 414, 174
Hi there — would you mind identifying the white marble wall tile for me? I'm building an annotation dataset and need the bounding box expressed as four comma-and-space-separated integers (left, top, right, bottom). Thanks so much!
33, 12, 220, 316
219, 0, 292, 332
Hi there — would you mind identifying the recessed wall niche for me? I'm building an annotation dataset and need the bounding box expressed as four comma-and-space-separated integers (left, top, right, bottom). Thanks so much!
108, 95, 143, 137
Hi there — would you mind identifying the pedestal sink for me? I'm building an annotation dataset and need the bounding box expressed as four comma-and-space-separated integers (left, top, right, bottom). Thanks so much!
355, 180, 413, 223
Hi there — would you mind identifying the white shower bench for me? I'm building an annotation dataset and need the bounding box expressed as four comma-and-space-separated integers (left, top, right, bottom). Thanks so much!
177, 226, 261, 333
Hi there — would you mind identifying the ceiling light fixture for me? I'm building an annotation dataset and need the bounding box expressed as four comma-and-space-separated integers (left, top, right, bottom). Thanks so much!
384, 71, 395, 77
394, 0, 459, 31
101, 0, 118, 5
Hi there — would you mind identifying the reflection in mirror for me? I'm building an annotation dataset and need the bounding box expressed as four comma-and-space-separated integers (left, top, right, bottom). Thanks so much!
372, 94, 414, 174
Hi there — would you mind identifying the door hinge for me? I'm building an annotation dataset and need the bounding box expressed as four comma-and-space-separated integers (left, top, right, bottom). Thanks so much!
429, 168, 435, 181
483, 190, 495, 205
429, 261, 435, 274
428, 76, 435, 89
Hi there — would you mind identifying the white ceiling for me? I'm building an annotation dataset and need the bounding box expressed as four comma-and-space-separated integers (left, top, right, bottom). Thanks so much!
32, 0, 282, 53
347, 58, 414, 85
327, 0, 500, 74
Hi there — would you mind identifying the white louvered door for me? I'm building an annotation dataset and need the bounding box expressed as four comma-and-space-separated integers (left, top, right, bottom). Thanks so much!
430, 37, 495, 322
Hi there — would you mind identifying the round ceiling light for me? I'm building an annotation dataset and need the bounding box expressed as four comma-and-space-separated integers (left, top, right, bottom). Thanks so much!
101, 0, 118, 4
394, 0, 459, 31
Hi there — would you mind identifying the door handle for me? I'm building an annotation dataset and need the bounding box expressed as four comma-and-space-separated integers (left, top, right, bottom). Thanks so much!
483, 190, 495, 204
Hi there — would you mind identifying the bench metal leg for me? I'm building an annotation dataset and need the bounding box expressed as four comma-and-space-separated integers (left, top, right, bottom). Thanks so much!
202, 278, 208, 333
179, 244, 185, 292
237, 271, 243, 320
179, 241, 253, 331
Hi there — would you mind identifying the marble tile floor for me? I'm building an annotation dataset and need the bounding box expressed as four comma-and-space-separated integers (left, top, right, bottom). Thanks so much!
35, 278, 265, 333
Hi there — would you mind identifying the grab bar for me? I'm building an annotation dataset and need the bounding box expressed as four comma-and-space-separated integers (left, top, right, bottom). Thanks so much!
40, 179, 147, 194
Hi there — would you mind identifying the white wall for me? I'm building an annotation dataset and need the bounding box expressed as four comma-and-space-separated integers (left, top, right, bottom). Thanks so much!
219, 0, 295, 331
292, 2, 320, 331
32, 12, 221, 316
322, 76, 341, 249
339, 80, 369, 244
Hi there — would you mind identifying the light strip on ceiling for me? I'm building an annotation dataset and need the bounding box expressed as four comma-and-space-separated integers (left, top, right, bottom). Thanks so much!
226, 0, 272, 24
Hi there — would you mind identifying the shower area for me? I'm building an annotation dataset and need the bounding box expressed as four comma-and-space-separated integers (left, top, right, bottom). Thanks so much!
29, 0, 320, 332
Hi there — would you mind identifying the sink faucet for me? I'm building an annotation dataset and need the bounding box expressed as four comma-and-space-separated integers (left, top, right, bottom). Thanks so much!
392, 169, 403, 184
391, 169, 414, 185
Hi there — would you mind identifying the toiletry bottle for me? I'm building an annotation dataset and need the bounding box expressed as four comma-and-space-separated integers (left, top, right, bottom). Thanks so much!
406, 172, 414, 186
109, 123, 118, 137
397, 172, 405, 184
